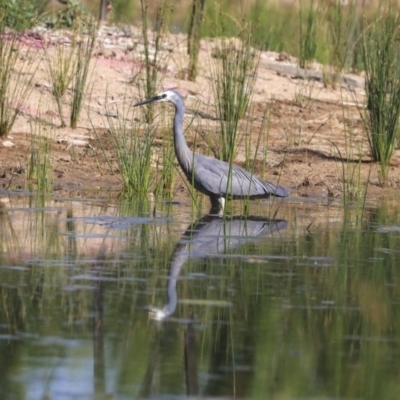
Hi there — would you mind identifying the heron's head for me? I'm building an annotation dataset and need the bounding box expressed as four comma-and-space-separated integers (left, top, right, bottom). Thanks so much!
133, 89, 183, 108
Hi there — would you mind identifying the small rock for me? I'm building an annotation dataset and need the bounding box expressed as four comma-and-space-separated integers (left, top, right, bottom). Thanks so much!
35, 81, 52, 90
2, 140, 15, 148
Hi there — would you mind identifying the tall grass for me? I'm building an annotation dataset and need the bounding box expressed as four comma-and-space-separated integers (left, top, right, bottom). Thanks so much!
43, 38, 77, 127
210, 26, 260, 162
0, 22, 36, 137
104, 99, 156, 199
330, 131, 367, 204
361, 12, 400, 181
138, 0, 172, 123
70, 17, 97, 129
324, 0, 358, 86
42, 12, 97, 129
26, 125, 53, 194
107, 0, 385, 75
154, 124, 178, 202
187, 0, 205, 81
298, 0, 318, 69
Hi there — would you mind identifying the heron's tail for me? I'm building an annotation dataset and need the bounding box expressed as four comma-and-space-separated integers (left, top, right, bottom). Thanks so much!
272, 184, 289, 197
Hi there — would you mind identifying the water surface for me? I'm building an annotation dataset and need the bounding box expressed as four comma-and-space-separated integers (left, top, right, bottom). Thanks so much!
0, 195, 399, 399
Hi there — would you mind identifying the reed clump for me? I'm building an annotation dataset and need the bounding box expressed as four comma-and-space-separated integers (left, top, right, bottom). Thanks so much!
361, 12, 400, 181
210, 24, 260, 163
69, 17, 97, 129
0, 15, 36, 137
97, 94, 156, 199
138, 0, 172, 123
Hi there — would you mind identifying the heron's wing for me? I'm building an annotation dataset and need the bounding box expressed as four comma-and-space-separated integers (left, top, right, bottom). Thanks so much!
194, 154, 287, 197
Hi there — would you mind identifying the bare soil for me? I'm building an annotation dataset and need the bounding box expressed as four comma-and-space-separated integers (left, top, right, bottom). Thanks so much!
1, 25, 400, 204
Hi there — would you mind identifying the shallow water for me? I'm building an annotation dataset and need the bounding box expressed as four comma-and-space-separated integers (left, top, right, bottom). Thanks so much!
0, 194, 400, 399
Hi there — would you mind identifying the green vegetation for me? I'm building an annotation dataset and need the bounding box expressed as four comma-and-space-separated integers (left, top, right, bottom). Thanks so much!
298, 0, 318, 69
42, 9, 97, 129
210, 27, 260, 162
138, 0, 172, 123
187, 0, 205, 81
26, 134, 53, 194
43, 39, 77, 127
3, 0, 400, 198
154, 123, 178, 201
0, 25, 36, 137
324, 0, 358, 86
52, 0, 91, 29
0, 0, 49, 30
101, 96, 156, 199
361, 12, 400, 181
69, 18, 97, 129
3, 2, 400, 396
110, 0, 137, 24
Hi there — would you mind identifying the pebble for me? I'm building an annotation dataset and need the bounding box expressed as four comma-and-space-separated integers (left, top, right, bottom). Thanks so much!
2, 140, 15, 148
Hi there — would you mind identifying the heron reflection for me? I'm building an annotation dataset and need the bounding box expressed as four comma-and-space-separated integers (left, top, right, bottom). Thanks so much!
149, 215, 287, 320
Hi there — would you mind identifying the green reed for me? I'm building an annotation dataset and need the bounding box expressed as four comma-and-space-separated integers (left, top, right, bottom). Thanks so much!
154, 125, 178, 202
361, 12, 400, 181
0, 18, 36, 137
187, 0, 205, 81
298, 0, 318, 69
69, 16, 97, 129
332, 94, 370, 205
105, 99, 156, 199
26, 117, 53, 194
43, 38, 77, 127
210, 24, 260, 163
138, 0, 172, 123
324, 0, 357, 86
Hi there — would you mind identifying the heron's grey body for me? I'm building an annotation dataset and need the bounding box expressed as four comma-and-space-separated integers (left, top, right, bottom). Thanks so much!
134, 89, 289, 214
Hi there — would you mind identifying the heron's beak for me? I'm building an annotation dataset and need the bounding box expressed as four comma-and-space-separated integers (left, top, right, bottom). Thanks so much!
133, 94, 163, 107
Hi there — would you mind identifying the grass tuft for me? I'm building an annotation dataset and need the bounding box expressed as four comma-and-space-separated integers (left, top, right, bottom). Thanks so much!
0, 24, 36, 137
361, 12, 400, 181
43, 38, 77, 127
298, 0, 318, 69
210, 24, 260, 162
138, 0, 172, 123
69, 17, 97, 129
101, 94, 156, 199
26, 119, 53, 194
187, 0, 205, 81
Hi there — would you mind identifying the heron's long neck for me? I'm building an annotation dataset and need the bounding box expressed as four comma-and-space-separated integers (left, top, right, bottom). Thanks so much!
173, 101, 193, 174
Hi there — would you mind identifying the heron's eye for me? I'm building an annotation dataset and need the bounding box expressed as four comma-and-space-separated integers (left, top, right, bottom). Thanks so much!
162, 94, 167, 99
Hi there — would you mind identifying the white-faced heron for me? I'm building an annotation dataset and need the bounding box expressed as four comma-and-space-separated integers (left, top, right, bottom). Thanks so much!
133, 89, 289, 214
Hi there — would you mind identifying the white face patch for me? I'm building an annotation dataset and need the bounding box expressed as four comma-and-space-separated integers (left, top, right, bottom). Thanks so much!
157, 90, 179, 103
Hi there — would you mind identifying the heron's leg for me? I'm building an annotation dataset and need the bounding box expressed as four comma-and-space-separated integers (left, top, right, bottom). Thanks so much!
209, 195, 224, 216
